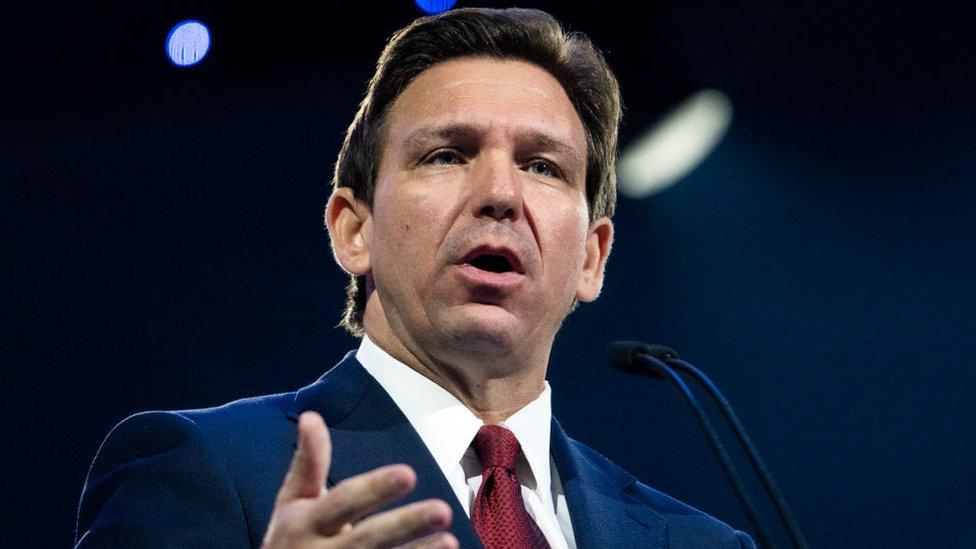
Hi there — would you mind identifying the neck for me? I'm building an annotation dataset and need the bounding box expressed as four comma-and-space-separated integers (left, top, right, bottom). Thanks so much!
362, 303, 549, 424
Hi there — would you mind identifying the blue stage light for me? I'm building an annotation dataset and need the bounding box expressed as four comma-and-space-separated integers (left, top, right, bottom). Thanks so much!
166, 20, 211, 67
415, 0, 457, 15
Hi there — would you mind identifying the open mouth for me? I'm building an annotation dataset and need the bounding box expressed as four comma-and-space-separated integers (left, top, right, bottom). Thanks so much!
467, 253, 515, 273
459, 245, 525, 276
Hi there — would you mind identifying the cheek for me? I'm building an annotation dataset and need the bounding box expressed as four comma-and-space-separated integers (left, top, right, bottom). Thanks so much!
539, 204, 589, 279
372, 183, 452, 269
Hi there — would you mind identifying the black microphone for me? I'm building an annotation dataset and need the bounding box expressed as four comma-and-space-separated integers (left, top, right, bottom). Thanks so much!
609, 341, 808, 549
609, 341, 775, 548
607, 341, 677, 376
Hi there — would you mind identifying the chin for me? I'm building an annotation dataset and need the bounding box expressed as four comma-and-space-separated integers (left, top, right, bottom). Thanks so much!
438, 305, 523, 356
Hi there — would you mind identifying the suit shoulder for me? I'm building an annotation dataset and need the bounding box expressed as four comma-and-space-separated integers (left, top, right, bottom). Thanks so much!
171, 390, 296, 441
77, 409, 253, 547
89, 390, 296, 466
77, 391, 300, 547
86, 409, 207, 475
566, 439, 756, 548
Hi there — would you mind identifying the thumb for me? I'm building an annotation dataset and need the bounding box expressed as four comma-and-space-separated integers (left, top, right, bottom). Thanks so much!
276, 411, 331, 503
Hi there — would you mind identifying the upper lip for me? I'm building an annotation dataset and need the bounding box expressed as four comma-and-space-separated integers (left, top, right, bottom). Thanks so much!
458, 243, 526, 274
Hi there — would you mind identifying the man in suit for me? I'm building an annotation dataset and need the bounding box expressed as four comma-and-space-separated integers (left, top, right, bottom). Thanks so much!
77, 8, 755, 548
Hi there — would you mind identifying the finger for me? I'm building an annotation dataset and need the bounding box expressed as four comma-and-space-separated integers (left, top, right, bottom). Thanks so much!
396, 531, 459, 549
310, 464, 416, 535
276, 411, 332, 503
341, 499, 452, 548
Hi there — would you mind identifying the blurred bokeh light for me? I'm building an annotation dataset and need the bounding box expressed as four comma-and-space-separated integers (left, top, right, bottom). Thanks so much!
166, 20, 211, 67
618, 89, 733, 198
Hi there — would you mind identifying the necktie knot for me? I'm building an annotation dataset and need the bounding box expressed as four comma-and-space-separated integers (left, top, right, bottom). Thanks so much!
473, 425, 520, 472
471, 424, 550, 548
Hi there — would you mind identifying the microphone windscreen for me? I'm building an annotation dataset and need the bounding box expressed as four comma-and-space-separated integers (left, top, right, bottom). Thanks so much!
609, 341, 680, 378
609, 341, 647, 373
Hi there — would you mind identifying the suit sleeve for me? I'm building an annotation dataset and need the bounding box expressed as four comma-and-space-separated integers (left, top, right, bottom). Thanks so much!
75, 411, 252, 548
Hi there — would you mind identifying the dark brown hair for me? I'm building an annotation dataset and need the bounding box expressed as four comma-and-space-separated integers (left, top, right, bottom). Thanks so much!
331, 7, 622, 335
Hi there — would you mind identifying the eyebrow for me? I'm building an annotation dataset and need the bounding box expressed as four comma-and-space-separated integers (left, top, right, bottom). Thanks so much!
525, 131, 586, 173
402, 123, 482, 152
401, 122, 585, 172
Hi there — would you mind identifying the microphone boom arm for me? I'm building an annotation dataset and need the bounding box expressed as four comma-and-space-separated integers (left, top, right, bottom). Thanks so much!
665, 357, 808, 549
634, 352, 776, 548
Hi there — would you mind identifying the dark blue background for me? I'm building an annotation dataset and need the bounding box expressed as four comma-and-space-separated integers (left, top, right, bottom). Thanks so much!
3, 2, 974, 547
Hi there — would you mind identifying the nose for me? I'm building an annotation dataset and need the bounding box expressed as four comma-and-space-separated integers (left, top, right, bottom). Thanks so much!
470, 152, 523, 222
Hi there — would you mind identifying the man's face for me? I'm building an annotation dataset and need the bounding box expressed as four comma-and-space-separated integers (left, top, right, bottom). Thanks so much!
362, 57, 612, 363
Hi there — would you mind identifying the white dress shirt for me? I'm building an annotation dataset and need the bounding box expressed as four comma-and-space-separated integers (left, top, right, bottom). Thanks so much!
356, 335, 577, 549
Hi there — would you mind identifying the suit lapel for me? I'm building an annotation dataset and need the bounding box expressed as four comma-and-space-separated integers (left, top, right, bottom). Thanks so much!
289, 352, 483, 548
551, 418, 667, 549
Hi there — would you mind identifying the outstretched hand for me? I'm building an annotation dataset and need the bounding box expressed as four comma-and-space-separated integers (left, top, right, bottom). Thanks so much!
262, 412, 458, 548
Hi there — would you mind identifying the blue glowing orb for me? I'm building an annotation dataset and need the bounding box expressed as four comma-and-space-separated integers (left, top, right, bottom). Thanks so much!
166, 20, 211, 67
415, 0, 457, 15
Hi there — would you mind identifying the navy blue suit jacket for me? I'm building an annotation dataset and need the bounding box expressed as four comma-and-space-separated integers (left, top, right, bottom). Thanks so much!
76, 351, 755, 548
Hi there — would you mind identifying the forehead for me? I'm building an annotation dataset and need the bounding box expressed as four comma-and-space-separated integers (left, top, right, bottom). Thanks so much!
382, 57, 586, 159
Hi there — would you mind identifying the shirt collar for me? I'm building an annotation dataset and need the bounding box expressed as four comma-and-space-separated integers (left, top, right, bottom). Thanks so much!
499, 382, 552, 493
356, 335, 553, 494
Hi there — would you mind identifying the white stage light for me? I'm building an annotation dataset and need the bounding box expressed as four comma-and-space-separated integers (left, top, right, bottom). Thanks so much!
618, 89, 733, 198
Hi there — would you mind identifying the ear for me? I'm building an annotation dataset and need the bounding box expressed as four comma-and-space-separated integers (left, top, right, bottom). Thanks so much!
325, 187, 372, 276
576, 216, 614, 302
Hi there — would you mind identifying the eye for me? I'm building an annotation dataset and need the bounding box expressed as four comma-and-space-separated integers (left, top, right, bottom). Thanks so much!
425, 149, 461, 165
526, 159, 561, 179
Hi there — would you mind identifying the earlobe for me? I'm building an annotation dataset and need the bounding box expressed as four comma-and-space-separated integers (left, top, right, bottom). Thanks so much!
325, 187, 372, 276
576, 217, 614, 302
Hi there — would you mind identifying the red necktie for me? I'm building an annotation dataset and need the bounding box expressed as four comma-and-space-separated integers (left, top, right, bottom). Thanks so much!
471, 425, 551, 549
